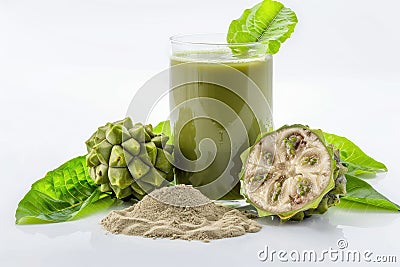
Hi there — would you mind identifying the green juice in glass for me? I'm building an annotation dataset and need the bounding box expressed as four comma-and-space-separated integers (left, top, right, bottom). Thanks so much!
169, 50, 273, 200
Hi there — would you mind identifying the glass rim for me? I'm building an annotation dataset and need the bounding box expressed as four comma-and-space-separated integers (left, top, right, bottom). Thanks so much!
170, 33, 264, 47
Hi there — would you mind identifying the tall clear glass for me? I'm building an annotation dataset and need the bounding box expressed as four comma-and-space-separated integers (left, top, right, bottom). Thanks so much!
169, 33, 273, 200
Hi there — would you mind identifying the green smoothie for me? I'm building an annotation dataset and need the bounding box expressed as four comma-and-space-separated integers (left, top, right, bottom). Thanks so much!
170, 51, 273, 200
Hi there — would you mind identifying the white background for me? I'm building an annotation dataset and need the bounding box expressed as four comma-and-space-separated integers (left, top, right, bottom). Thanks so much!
1, 0, 400, 266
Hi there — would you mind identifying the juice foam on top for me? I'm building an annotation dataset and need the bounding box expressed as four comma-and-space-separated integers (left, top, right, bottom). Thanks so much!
171, 49, 270, 64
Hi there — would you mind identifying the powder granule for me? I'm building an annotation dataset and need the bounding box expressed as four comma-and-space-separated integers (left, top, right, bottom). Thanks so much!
101, 185, 262, 242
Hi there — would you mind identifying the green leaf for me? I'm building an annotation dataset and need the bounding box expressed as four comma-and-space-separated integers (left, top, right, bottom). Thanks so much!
15, 156, 118, 224
153, 120, 171, 136
323, 132, 388, 175
337, 174, 399, 212
227, 0, 298, 54
153, 120, 173, 145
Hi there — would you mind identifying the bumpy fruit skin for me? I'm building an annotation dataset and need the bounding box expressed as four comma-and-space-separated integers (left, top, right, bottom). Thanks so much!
85, 118, 174, 199
240, 125, 347, 221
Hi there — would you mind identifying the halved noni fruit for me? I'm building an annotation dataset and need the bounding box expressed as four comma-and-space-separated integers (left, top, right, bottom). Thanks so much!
240, 125, 347, 221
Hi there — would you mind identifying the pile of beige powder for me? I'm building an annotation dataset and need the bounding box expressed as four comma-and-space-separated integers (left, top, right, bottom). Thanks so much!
101, 185, 262, 242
